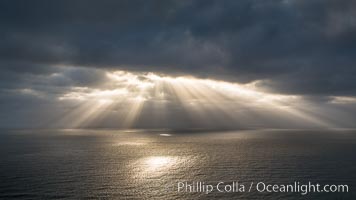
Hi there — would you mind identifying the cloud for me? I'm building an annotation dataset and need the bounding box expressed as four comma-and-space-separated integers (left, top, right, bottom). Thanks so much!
1, 67, 356, 129
0, 0, 355, 95
0, 0, 356, 128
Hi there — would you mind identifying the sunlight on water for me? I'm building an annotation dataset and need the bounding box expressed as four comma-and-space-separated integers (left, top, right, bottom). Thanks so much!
114, 142, 146, 146
159, 133, 172, 137
132, 155, 196, 181
145, 156, 176, 171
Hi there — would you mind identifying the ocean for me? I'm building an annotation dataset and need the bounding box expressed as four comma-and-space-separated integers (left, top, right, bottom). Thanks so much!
0, 129, 355, 199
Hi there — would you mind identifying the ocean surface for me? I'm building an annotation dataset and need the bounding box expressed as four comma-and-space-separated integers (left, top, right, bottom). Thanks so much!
0, 129, 355, 199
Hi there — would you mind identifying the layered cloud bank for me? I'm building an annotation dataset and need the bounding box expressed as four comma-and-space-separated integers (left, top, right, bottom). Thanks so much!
1, 67, 355, 129
0, 0, 355, 128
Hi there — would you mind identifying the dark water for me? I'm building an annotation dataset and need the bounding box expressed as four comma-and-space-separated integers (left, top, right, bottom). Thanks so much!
0, 129, 355, 199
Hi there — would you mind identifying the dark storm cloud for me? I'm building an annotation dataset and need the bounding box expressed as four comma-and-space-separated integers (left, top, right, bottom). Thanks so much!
0, 0, 356, 96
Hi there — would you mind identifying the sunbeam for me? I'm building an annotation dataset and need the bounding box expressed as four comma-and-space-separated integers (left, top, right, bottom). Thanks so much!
56, 70, 337, 129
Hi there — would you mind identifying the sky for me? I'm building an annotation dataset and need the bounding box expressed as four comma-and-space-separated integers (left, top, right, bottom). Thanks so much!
0, 0, 356, 129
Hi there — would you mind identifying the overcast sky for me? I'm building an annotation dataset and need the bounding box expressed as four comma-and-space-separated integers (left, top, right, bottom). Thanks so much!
0, 0, 356, 129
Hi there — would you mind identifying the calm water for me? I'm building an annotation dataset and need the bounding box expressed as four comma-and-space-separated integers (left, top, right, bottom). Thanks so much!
0, 129, 355, 199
